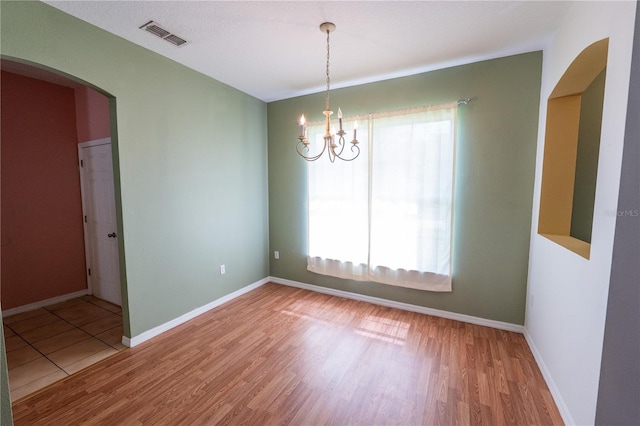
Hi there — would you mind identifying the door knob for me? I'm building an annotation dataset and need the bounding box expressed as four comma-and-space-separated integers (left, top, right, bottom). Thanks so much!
108, 232, 117, 238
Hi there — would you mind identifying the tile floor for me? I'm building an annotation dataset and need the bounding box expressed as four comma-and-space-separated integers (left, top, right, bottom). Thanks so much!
3, 295, 125, 402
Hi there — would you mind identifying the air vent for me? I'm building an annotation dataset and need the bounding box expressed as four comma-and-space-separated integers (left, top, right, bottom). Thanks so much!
139, 21, 187, 47
163, 34, 187, 47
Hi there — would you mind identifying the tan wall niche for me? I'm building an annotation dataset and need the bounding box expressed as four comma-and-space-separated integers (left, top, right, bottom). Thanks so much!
538, 38, 609, 259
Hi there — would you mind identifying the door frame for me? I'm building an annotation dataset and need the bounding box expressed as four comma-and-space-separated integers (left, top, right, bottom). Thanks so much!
77, 137, 116, 298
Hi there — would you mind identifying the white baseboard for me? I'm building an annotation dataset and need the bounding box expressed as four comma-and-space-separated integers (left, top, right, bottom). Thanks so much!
269, 276, 525, 333
2, 289, 89, 317
524, 330, 574, 426
122, 277, 270, 348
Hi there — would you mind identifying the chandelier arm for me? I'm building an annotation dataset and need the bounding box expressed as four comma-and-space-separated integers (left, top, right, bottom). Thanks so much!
328, 146, 336, 163
297, 139, 328, 162
334, 143, 361, 162
335, 132, 349, 157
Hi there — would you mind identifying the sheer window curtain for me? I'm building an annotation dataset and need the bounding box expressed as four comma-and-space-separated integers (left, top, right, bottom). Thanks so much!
307, 102, 457, 291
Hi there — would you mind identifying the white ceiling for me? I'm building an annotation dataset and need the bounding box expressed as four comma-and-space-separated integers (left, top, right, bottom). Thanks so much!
40, 0, 573, 102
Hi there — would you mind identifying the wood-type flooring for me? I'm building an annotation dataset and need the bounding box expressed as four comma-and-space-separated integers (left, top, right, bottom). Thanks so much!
11, 283, 563, 425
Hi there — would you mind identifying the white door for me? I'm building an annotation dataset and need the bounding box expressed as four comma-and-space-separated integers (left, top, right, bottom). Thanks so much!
79, 139, 122, 306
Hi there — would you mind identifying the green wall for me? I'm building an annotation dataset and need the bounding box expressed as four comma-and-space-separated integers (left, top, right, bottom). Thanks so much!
0, 1, 270, 337
268, 52, 542, 325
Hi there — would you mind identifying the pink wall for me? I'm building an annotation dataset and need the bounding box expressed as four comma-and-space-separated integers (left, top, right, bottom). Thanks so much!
75, 86, 110, 142
1, 71, 87, 309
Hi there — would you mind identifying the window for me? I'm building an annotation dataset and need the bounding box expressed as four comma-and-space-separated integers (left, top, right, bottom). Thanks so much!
307, 103, 457, 291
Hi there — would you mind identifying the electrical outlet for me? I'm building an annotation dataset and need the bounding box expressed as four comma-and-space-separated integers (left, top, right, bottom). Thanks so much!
220, 264, 226, 275
274, 251, 280, 260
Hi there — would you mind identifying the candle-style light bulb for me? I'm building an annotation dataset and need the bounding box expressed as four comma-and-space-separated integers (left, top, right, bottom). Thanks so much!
299, 114, 306, 137
338, 108, 343, 131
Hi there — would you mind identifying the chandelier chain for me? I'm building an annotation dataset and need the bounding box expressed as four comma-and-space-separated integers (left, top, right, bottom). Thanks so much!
325, 28, 330, 112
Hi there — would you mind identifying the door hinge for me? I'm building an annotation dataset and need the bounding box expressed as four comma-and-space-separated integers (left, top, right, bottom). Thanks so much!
84, 215, 88, 223
80, 159, 84, 167
88, 268, 91, 276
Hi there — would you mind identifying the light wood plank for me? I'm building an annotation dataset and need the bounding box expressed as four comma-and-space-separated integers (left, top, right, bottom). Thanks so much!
12, 283, 564, 425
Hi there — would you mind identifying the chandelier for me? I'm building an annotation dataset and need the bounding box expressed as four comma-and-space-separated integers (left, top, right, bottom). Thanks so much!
297, 22, 360, 162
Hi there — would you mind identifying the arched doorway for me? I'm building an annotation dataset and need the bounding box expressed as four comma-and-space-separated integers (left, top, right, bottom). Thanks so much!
0, 59, 127, 401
